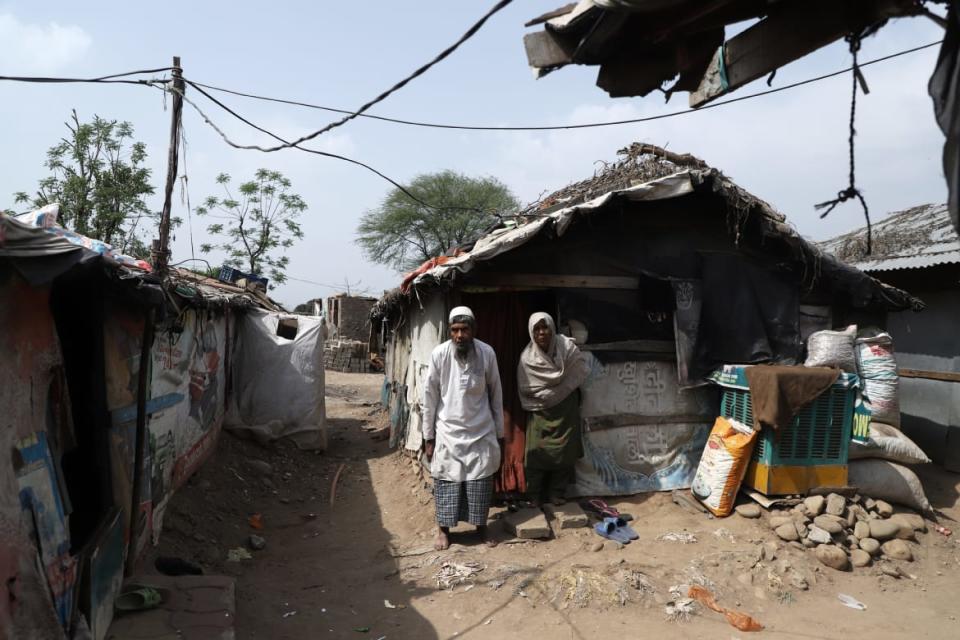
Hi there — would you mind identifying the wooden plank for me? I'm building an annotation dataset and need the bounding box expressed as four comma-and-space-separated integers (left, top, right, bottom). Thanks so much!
524, 31, 575, 69
472, 273, 640, 289
689, 0, 916, 107
584, 413, 714, 432
899, 368, 960, 383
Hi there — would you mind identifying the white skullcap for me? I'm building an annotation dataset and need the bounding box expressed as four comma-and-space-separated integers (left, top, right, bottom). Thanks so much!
448, 306, 475, 323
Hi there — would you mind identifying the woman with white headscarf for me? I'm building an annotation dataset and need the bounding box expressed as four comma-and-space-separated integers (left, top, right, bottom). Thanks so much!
517, 312, 590, 505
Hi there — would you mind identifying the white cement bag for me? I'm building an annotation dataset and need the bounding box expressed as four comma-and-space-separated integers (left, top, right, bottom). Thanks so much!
856, 333, 900, 427
849, 422, 931, 464
804, 325, 857, 372
848, 459, 931, 513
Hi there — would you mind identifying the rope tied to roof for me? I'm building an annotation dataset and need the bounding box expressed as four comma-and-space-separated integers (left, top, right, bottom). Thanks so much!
815, 31, 872, 254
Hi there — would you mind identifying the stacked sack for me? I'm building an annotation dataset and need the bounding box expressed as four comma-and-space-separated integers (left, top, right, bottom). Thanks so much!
803, 325, 932, 514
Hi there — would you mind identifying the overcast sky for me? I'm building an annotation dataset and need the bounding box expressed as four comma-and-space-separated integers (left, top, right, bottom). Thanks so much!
0, 2, 948, 308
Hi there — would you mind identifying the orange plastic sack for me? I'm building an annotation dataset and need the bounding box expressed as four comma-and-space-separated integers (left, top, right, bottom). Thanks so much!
691, 416, 758, 517
689, 585, 763, 632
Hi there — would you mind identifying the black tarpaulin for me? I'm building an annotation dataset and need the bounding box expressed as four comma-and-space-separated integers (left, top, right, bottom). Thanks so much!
930, 0, 960, 237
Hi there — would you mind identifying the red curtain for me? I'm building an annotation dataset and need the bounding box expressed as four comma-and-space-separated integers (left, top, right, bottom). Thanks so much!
462, 292, 530, 494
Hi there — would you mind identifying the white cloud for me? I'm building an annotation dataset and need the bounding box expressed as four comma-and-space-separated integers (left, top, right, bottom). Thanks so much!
0, 13, 91, 73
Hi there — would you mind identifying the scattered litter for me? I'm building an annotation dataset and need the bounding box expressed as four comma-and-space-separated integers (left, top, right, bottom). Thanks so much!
837, 594, 867, 610
302, 512, 318, 520
657, 532, 698, 544
488, 579, 505, 591
688, 585, 763, 632
880, 565, 915, 580
227, 547, 253, 562
353, 627, 370, 633
933, 523, 953, 537
484, 619, 492, 625
330, 464, 347, 507
435, 561, 483, 590
282, 611, 298, 618
248, 513, 264, 530
384, 600, 395, 609
665, 598, 697, 623
713, 528, 736, 542
462, 584, 475, 592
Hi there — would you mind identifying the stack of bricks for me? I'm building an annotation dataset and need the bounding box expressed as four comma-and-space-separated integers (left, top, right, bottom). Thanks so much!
323, 339, 371, 373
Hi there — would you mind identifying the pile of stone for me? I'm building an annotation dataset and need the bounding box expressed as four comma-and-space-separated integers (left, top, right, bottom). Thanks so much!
323, 339, 372, 373
736, 493, 926, 571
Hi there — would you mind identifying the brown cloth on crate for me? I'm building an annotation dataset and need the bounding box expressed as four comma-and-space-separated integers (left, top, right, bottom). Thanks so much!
744, 365, 839, 431
461, 292, 529, 494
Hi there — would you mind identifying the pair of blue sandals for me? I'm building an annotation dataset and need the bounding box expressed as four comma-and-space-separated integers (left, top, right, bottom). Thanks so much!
593, 516, 639, 544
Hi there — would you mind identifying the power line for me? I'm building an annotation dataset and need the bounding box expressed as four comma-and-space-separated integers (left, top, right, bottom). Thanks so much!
178, 80, 489, 213
194, 0, 514, 153
175, 82, 454, 210
188, 40, 942, 132
0, 66, 175, 85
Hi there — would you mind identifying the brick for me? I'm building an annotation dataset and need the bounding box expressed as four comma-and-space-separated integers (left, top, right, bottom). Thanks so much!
542, 502, 589, 529
503, 508, 551, 539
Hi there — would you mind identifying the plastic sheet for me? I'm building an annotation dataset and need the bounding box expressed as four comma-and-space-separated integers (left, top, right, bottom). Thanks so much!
225, 310, 327, 450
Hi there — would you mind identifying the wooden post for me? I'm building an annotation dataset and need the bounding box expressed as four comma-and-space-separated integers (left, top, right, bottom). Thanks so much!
153, 56, 184, 272
125, 307, 155, 576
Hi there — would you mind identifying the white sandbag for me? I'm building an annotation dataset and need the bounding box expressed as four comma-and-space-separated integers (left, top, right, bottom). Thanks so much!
849, 422, 931, 464
848, 459, 931, 513
804, 325, 857, 372
856, 332, 900, 427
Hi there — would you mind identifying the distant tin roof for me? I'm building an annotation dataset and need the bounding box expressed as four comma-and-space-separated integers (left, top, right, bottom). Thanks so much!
820, 203, 960, 272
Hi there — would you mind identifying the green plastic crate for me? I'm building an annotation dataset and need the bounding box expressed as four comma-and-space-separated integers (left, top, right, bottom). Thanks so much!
719, 385, 854, 466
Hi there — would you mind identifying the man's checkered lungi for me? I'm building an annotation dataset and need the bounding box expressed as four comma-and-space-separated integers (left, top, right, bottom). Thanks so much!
433, 475, 494, 527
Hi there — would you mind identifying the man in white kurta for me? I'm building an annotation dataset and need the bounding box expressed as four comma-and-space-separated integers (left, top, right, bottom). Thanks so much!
422, 306, 504, 550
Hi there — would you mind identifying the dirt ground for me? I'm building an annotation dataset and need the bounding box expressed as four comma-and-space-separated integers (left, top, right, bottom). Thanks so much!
146, 371, 960, 639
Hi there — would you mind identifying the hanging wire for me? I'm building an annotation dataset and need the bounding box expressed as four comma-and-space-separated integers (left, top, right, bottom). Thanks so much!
814, 31, 873, 254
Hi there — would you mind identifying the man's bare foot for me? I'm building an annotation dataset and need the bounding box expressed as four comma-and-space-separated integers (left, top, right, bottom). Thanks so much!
434, 527, 450, 551
477, 525, 498, 548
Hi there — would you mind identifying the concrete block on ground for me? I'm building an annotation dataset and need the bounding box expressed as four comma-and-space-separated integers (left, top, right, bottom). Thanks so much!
543, 502, 589, 529
107, 575, 236, 640
503, 508, 551, 539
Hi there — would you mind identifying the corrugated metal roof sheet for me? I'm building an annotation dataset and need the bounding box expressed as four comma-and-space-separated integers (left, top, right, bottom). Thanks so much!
820, 203, 960, 272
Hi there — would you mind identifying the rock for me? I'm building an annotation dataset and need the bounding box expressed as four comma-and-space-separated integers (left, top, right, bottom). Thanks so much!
844, 509, 857, 529
769, 516, 793, 530
881, 539, 913, 561
246, 460, 273, 477
804, 495, 826, 516
543, 502, 589, 529
589, 541, 604, 552
826, 494, 846, 516
815, 544, 849, 571
850, 549, 872, 567
735, 503, 762, 519
869, 520, 901, 542
854, 521, 871, 540
248, 534, 267, 551
813, 515, 844, 535
875, 500, 894, 518
807, 525, 832, 545
864, 497, 877, 510
604, 540, 624, 551
775, 523, 800, 542
892, 520, 916, 541
761, 542, 778, 562
503, 508, 552, 539
891, 513, 927, 533
859, 538, 881, 556
845, 535, 860, 549
794, 522, 808, 538
849, 504, 869, 522
787, 570, 809, 591
788, 541, 805, 551
802, 537, 816, 548
790, 511, 811, 525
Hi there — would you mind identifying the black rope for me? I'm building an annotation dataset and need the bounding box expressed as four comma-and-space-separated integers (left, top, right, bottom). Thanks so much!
815, 33, 873, 254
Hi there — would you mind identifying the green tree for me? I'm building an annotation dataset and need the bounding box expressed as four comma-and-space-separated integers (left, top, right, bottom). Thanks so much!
14, 110, 157, 255
196, 169, 306, 286
356, 170, 520, 272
